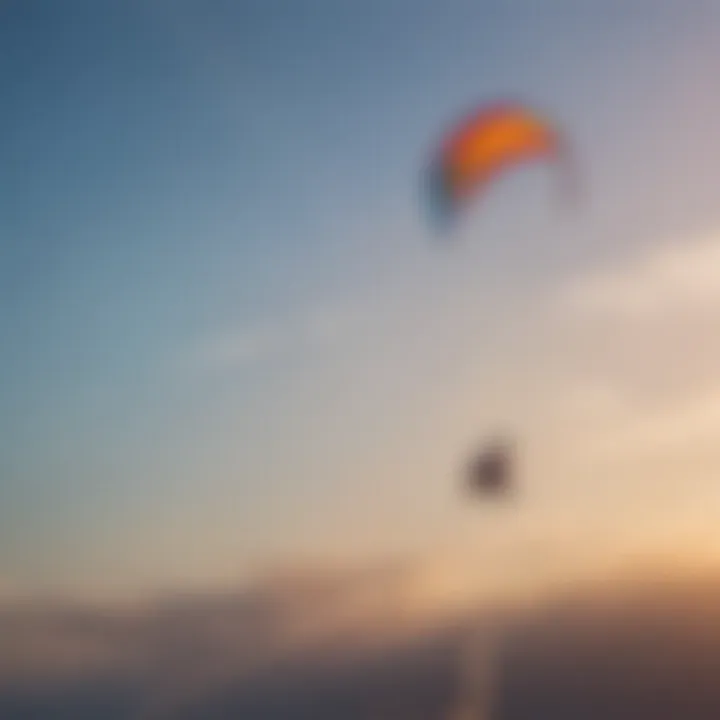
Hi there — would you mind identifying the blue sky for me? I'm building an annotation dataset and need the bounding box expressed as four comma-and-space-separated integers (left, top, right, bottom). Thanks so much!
4, 0, 720, 596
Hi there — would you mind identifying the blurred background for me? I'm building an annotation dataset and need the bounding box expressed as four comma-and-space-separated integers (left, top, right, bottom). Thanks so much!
3, 1, 720, 717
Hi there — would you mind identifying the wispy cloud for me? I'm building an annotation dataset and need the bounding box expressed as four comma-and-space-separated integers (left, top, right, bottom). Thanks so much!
608, 382, 720, 454
559, 232, 720, 318
551, 373, 720, 460
190, 305, 353, 372
196, 323, 283, 369
547, 229, 720, 465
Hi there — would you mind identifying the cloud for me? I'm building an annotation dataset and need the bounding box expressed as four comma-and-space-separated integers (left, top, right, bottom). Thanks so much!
0, 559, 490, 718
3, 560, 720, 718
543, 230, 720, 465
622, 384, 720, 453
191, 305, 352, 372
556, 376, 720, 460
559, 232, 720, 318
196, 324, 281, 368
498, 566, 720, 720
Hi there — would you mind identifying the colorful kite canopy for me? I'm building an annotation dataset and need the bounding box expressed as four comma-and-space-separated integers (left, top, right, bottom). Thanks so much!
427, 100, 574, 227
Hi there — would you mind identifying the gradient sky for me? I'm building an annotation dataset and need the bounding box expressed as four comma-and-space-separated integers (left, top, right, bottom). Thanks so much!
4, 0, 720, 597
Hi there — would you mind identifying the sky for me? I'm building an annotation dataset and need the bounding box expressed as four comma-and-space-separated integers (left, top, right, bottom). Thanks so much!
4, 0, 720, 598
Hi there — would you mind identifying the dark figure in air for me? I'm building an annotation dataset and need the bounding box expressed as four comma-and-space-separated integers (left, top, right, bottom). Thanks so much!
465, 437, 514, 498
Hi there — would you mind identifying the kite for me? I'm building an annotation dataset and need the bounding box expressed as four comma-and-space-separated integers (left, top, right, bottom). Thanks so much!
422, 100, 579, 500
427, 100, 576, 228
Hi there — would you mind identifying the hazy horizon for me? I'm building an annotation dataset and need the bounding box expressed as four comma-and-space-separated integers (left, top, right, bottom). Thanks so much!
1, 557, 720, 718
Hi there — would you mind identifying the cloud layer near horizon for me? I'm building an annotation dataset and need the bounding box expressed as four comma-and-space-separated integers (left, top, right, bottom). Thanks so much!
3, 558, 720, 718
